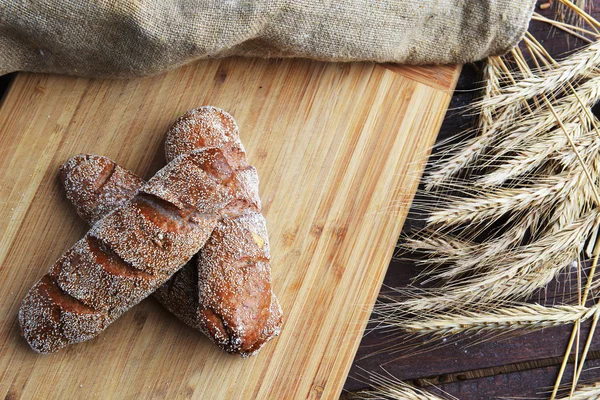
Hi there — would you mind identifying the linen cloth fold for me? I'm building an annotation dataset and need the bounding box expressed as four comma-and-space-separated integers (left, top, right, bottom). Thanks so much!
0, 0, 536, 77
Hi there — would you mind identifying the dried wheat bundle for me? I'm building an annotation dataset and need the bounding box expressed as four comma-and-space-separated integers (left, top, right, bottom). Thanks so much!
364, 2, 600, 399
395, 35, 600, 314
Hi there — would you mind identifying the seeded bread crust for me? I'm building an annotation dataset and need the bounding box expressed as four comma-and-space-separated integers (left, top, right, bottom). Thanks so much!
19, 109, 252, 354
23, 107, 281, 355
163, 108, 281, 355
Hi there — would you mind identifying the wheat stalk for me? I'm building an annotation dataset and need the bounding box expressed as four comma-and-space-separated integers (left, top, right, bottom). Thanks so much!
402, 210, 598, 316
475, 122, 586, 186
350, 370, 454, 400
478, 57, 502, 134
425, 138, 600, 231
556, 0, 597, 31
397, 304, 600, 336
533, 13, 596, 42
425, 73, 600, 189
411, 218, 535, 282
406, 218, 530, 271
476, 41, 600, 110
480, 81, 600, 165
424, 102, 520, 189
555, 381, 600, 400
426, 173, 587, 226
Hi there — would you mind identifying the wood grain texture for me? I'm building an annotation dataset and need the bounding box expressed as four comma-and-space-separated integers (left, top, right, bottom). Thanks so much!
0, 57, 458, 399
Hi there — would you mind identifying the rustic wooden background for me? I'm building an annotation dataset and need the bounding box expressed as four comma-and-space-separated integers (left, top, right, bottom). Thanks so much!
342, 2, 600, 399
0, 3, 595, 399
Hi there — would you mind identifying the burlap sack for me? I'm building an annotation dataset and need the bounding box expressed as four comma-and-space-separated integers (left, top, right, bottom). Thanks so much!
0, 0, 535, 78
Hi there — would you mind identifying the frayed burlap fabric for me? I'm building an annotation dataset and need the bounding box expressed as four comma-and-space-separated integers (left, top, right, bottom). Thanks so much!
0, 0, 535, 78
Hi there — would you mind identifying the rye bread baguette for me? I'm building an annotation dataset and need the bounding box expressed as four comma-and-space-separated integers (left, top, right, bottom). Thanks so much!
19, 143, 245, 354
61, 107, 281, 355
163, 107, 282, 354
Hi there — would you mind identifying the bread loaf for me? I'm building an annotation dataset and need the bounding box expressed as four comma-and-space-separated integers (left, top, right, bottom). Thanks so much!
19, 134, 245, 353
164, 107, 281, 355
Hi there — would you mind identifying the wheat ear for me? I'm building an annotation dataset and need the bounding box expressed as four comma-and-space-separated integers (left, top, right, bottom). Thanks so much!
350, 370, 454, 400
476, 41, 600, 110
399, 304, 600, 336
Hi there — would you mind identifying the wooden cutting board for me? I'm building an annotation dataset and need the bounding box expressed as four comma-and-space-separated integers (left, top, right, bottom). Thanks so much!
0, 58, 458, 399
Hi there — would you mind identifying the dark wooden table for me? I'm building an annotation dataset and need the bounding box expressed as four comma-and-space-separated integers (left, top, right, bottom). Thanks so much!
343, 2, 600, 399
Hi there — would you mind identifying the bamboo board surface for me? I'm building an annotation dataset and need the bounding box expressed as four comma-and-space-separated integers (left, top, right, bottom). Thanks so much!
0, 58, 458, 399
